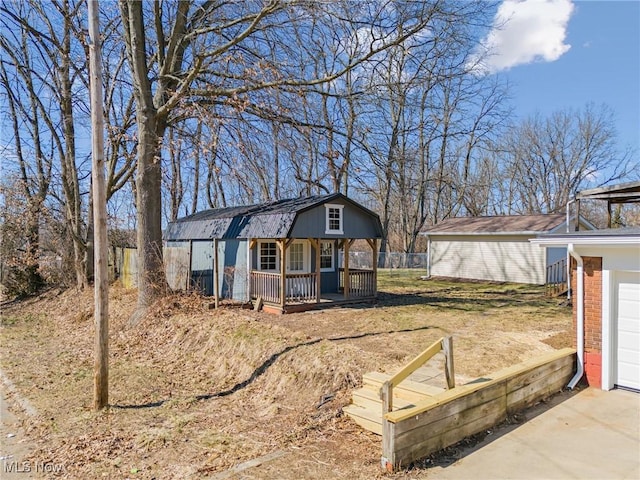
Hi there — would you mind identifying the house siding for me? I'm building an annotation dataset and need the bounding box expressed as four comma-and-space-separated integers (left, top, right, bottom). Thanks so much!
290, 200, 381, 239
429, 234, 546, 284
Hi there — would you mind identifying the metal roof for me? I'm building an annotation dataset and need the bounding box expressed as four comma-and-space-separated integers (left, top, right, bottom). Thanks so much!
531, 227, 640, 247
164, 193, 378, 241
576, 180, 640, 203
421, 214, 568, 235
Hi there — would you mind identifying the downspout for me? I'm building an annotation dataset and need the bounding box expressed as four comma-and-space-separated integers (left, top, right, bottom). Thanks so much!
567, 244, 584, 389
566, 199, 575, 233
566, 199, 575, 300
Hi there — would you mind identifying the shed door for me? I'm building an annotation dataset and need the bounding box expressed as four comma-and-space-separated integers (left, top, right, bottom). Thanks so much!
615, 271, 640, 391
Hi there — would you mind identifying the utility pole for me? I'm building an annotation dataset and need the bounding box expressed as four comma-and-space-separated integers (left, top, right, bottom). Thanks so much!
88, 0, 109, 410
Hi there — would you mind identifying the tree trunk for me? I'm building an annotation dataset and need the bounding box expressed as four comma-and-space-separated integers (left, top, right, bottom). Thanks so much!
135, 119, 167, 308
120, 0, 168, 310
25, 204, 44, 293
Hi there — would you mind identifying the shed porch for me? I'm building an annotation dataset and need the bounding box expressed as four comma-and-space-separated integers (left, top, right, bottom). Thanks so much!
249, 238, 378, 314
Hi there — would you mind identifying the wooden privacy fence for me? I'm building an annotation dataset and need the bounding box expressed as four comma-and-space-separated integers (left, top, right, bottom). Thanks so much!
381, 348, 576, 471
115, 246, 190, 291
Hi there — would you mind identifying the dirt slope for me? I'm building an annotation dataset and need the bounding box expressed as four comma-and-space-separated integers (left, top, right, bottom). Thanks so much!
0, 280, 572, 478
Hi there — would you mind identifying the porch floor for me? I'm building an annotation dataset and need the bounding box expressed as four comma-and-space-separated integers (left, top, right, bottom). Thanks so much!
256, 293, 377, 314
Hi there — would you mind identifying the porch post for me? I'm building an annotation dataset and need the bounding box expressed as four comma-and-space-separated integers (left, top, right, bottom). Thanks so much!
279, 239, 287, 311
313, 238, 321, 304
214, 238, 219, 308
371, 239, 378, 297
344, 238, 350, 299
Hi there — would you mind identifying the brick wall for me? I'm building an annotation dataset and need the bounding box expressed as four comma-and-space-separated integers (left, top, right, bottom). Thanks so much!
571, 256, 602, 388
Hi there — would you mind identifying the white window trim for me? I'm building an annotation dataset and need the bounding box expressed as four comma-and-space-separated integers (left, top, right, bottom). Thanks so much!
286, 240, 310, 274
258, 241, 279, 272
320, 241, 335, 272
325, 204, 344, 235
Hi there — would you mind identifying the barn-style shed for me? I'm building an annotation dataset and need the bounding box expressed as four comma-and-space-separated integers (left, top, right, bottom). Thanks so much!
164, 193, 383, 313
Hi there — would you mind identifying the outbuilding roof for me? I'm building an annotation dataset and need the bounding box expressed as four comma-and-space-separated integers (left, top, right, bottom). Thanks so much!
421, 214, 568, 236
164, 193, 380, 241
531, 227, 640, 247
576, 180, 640, 203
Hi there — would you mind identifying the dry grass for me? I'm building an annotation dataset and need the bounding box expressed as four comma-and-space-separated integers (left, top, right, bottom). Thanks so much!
0, 278, 572, 479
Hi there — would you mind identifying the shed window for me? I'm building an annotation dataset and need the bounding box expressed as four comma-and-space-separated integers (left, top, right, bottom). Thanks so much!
288, 243, 304, 271
320, 241, 334, 271
259, 242, 277, 271
325, 204, 344, 234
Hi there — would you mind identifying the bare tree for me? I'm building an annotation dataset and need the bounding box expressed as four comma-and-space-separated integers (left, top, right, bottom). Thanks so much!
0, 0, 87, 288
496, 104, 637, 214
1, 0, 146, 289
350, 1, 506, 253
0, 50, 51, 292
116, 0, 454, 310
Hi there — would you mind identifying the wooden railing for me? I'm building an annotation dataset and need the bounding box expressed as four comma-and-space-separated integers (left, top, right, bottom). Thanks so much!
285, 273, 317, 303
339, 268, 376, 297
250, 271, 280, 304
546, 257, 567, 297
250, 271, 318, 304
380, 337, 454, 414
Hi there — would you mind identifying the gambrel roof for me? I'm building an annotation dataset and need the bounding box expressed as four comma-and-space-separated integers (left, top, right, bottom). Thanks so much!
164, 193, 382, 241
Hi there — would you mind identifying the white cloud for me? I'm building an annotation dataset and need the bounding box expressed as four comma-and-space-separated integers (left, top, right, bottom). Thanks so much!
471, 0, 575, 74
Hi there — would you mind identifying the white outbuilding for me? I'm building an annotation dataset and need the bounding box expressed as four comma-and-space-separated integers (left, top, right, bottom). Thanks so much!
421, 214, 593, 285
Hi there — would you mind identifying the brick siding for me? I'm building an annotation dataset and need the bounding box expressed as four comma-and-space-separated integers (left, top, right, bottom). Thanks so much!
571, 256, 602, 388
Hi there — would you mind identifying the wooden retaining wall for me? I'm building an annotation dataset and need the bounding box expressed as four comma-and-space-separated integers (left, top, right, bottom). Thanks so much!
382, 348, 576, 471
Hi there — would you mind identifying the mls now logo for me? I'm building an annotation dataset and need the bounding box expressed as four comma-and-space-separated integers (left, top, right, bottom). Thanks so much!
3, 460, 64, 474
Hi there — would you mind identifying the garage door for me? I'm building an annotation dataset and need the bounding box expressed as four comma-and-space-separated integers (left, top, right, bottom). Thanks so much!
616, 271, 640, 390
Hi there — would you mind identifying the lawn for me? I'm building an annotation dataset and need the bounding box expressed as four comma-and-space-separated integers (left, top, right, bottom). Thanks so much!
0, 276, 572, 479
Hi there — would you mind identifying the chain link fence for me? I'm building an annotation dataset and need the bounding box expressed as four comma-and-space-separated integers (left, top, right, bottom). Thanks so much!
339, 251, 429, 276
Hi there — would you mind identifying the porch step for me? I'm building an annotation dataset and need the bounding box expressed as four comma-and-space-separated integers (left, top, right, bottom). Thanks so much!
343, 372, 445, 435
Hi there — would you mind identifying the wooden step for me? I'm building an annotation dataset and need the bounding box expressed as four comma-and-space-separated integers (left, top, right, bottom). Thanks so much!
342, 403, 383, 435
344, 372, 446, 435
351, 386, 418, 412
363, 371, 444, 401
346, 386, 429, 433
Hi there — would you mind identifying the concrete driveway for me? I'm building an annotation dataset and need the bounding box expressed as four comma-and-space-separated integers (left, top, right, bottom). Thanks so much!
424, 387, 639, 479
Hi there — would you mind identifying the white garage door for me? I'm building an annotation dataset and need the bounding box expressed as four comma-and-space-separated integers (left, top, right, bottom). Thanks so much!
616, 271, 640, 390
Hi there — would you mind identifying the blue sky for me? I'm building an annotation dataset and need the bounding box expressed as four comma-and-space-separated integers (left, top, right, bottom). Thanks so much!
476, 0, 640, 158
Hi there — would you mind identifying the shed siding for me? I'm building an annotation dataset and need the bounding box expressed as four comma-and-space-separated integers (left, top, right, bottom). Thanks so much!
429, 235, 546, 284
191, 240, 214, 295
165, 243, 190, 291
218, 239, 249, 302
290, 200, 380, 239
